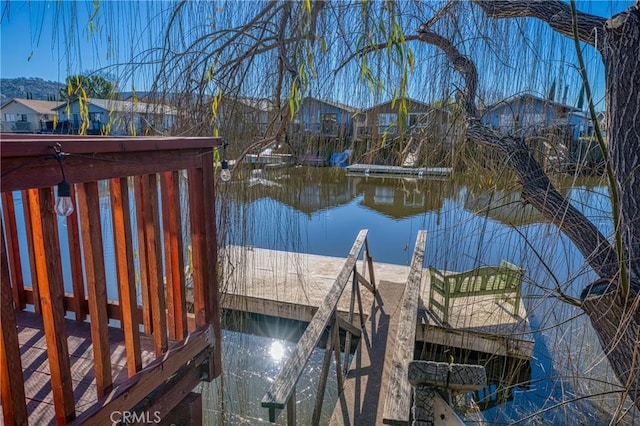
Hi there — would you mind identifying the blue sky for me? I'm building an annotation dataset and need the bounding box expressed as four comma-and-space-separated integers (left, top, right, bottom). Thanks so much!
0, 0, 634, 103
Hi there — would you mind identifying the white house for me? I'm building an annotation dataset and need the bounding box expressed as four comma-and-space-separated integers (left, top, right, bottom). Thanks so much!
0, 98, 62, 133
54, 98, 178, 135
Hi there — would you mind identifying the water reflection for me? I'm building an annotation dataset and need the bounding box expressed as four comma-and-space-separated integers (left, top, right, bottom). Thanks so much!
269, 341, 287, 362
220, 167, 622, 424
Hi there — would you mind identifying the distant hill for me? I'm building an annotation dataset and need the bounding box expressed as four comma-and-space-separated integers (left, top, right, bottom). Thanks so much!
0, 77, 64, 103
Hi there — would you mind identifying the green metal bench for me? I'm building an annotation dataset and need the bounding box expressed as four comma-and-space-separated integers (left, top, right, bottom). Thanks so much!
428, 261, 524, 324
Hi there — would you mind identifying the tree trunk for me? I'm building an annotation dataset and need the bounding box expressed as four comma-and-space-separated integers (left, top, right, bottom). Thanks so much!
602, 7, 640, 289
582, 6, 640, 411
421, 1, 640, 410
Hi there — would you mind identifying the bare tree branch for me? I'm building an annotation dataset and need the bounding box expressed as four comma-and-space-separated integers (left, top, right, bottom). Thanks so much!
416, 20, 619, 281
473, 0, 607, 47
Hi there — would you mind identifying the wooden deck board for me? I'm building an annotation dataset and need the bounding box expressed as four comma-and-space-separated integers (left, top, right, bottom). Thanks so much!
13, 311, 158, 425
223, 246, 410, 320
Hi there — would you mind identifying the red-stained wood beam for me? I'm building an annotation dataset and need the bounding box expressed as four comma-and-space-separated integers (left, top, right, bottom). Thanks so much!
76, 182, 113, 398
30, 188, 76, 423
161, 171, 187, 341
65, 184, 86, 321
133, 176, 152, 335
0, 221, 28, 426
1, 192, 25, 310
21, 189, 41, 315
110, 177, 142, 377
142, 174, 168, 356
201, 155, 222, 379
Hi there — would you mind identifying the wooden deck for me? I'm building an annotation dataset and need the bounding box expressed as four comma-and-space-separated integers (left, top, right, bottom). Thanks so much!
224, 247, 533, 360
224, 243, 532, 425
346, 164, 452, 177
1, 136, 222, 425
5, 311, 157, 425
222, 245, 410, 325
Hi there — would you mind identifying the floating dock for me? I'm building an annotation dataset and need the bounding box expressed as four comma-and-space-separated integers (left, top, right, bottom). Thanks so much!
346, 164, 452, 177
223, 240, 532, 425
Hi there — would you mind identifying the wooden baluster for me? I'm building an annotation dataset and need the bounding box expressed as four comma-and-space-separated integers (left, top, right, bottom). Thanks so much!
134, 175, 152, 334
76, 182, 113, 398
1, 192, 25, 310
21, 189, 41, 314
187, 168, 206, 327
188, 158, 222, 378
30, 188, 75, 422
161, 171, 187, 341
142, 174, 168, 356
0, 219, 28, 425
110, 177, 142, 376
66, 184, 86, 321
202, 158, 221, 377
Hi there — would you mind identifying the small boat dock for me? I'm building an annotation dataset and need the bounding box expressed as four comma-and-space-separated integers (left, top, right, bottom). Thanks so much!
346, 164, 452, 177
224, 231, 532, 425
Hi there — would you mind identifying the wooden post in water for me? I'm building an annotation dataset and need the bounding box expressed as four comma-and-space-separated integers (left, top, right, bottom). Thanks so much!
312, 326, 336, 426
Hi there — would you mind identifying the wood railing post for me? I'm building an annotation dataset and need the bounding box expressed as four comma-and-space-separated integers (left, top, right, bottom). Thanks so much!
160, 171, 187, 341
76, 182, 113, 398
202, 155, 222, 378
109, 177, 142, 377
188, 154, 222, 380
332, 314, 344, 391
364, 238, 376, 292
142, 173, 168, 356
29, 188, 76, 422
343, 265, 358, 375
312, 326, 335, 426
0, 221, 28, 426
134, 175, 152, 335
287, 385, 296, 426
1, 192, 25, 310
22, 189, 41, 314
66, 185, 86, 321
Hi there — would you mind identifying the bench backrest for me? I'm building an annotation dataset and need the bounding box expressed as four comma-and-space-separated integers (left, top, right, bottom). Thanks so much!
429, 261, 524, 323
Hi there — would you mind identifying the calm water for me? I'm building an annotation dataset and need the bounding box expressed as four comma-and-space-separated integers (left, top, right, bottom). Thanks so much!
6, 167, 623, 424
215, 167, 620, 424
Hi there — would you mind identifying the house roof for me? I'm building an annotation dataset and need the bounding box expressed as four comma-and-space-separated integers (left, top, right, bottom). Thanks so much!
54, 98, 178, 115
302, 96, 359, 113
0, 98, 62, 114
361, 97, 435, 113
484, 93, 581, 114
235, 97, 277, 112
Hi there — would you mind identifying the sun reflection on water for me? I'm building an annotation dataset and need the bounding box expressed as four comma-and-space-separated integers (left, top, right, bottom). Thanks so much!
269, 340, 286, 362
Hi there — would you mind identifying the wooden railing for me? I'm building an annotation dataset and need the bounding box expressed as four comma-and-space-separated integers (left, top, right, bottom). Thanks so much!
0, 134, 222, 425
261, 229, 376, 425
382, 230, 427, 425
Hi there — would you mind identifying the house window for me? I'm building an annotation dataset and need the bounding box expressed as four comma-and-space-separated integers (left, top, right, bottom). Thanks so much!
378, 113, 397, 135
4, 113, 16, 122
404, 192, 425, 208
321, 113, 337, 134
90, 112, 101, 122
19, 114, 28, 122
374, 187, 394, 205
409, 113, 429, 128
